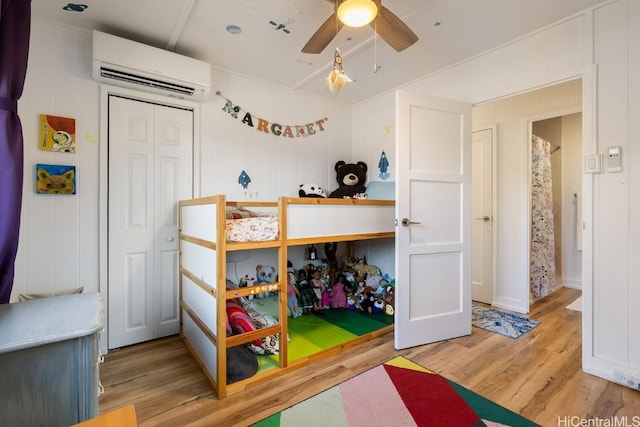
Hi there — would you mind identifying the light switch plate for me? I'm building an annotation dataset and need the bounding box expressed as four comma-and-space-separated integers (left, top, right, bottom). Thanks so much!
584, 154, 603, 174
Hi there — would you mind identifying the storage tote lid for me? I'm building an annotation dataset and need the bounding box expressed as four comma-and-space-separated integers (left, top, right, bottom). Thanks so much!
0, 292, 104, 353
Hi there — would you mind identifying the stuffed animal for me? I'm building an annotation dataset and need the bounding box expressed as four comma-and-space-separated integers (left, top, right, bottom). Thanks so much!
255, 265, 277, 298
359, 285, 375, 313
365, 275, 386, 291
299, 183, 328, 198
346, 292, 356, 310
255, 265, 276, 284
354, 258, 382, 279
383, 284, 395, 316
239, 275, 254, 288
329, 161, 367, 198
373, 294, 384, 313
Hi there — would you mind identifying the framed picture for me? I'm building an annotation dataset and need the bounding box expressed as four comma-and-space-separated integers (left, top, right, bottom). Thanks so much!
35, 164, 76, 195
39, 114, 76, 153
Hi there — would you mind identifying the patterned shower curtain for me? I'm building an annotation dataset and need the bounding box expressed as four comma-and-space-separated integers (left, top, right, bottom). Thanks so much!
530, 135, 558, 299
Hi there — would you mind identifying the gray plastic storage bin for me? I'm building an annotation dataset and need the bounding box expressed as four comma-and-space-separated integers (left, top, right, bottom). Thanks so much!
0, 292, 104, 427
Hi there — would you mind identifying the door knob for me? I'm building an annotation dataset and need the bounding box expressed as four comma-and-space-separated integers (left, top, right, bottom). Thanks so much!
167, 236, 175, 242
401, 218, 421, 226
474, 216, 491, 222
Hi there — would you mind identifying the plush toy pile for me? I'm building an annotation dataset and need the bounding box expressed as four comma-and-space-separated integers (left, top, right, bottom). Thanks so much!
223, 254, 395, 384
285, 250, 395, 316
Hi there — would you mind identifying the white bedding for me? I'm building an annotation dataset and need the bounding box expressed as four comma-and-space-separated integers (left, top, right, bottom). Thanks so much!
225, 206, 278, 242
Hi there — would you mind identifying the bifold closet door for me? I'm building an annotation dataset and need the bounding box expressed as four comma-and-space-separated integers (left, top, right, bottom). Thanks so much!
108, 95, 193, 349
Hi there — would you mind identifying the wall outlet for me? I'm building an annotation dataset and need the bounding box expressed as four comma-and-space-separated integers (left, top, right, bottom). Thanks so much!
613, 369, 640, 390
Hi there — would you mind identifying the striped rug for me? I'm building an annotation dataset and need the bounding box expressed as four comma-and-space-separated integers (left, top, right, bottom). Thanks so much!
252, 356, 539, 427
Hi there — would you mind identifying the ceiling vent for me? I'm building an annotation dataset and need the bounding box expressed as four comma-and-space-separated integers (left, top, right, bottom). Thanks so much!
92, 30, 211, 102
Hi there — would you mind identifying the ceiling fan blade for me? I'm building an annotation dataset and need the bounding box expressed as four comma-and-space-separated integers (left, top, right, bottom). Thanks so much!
373, 5, 419, 52
302, 12, 343, 54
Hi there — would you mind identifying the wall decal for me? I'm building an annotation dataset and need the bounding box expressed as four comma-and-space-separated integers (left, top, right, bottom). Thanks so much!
39, 114, 76, 153
35, 164, 76, 195
217, 91, 327, 138
238, 170, 251, 189
378, 151, 390, 180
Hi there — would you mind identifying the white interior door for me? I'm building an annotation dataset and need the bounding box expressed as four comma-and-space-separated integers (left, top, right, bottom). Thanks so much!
395, 90, 472, 349
108, 95, 193, 349
472, 128, 494, 304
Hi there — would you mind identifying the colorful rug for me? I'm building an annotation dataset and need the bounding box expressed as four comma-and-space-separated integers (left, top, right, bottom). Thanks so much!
471, 304, 540, 339
251, 356, 539, 427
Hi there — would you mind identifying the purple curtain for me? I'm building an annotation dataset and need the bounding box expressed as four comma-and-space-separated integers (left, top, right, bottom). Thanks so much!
0, 0, 31, 304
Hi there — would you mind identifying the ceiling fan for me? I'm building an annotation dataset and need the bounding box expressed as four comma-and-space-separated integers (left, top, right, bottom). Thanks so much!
302, 0, 419, 54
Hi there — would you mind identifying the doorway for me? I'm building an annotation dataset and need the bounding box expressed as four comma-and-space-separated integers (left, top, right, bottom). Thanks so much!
472, 127, 495, 304
530, 113, 583, 302
106, 94, 195, 349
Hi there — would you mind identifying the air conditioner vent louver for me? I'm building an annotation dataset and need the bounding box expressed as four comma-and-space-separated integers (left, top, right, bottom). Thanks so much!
92, 30, 211, 102
99, 67, 195, 96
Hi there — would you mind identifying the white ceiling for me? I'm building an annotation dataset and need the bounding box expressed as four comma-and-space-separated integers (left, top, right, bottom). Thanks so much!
32, 0, 603, 105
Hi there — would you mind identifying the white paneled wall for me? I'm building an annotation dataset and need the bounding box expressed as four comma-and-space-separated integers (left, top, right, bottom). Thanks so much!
199, 71, 352, 201
16, 23, 100, 300
13, 18, 351, 300
592, 0, 634, 371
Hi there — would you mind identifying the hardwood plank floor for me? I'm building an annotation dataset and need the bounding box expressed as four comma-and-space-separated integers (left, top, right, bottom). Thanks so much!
99, 288, 640, 426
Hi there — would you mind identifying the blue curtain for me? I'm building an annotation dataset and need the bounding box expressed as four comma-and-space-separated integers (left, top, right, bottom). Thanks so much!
0, 0, 31, 303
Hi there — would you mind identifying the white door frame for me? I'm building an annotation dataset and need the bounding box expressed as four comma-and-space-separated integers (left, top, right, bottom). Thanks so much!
98, 84, 201, 353
470, 67, 594, 370
471, 125, 497, 305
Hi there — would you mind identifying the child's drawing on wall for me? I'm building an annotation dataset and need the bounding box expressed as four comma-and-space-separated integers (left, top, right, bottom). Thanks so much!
39, 114, 76, 153
36, 164, 76, 194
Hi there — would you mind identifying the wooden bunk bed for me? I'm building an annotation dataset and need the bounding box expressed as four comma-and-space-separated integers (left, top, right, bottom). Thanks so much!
178, 195, 395, 398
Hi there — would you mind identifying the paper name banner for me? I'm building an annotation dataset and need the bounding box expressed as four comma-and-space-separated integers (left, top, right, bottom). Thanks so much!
217, 91, 327, 138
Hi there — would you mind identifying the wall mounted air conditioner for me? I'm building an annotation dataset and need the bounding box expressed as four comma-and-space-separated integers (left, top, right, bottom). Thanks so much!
92, 30, 211, 102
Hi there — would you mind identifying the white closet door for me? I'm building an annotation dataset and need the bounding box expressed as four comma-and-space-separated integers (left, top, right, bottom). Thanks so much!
108, 95, 193, 349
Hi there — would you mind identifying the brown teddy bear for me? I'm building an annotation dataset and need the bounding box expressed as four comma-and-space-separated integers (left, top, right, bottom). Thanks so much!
329, 160, 367, 198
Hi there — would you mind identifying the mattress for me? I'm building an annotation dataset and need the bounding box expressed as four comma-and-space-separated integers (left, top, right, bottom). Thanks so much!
225, 206, 278, 242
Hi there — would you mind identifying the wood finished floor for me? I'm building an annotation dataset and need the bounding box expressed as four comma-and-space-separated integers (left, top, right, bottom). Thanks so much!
99, 288, 640, 426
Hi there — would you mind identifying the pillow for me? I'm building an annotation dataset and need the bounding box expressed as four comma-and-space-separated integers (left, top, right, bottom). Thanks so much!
365, 181, 395, 200
226, 300, 281, 355
225, 206, 260, 220
226, 301, 261, 347
242, 300, 280, 355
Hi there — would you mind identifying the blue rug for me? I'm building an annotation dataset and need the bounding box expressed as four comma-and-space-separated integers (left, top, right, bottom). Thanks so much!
472, 304, 540, 338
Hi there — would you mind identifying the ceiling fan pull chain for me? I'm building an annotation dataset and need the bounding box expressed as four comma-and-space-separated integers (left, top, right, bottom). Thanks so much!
374, 20, 378, 73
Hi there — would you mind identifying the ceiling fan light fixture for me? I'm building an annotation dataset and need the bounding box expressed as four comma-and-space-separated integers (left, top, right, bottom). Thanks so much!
337, 0, 378, 28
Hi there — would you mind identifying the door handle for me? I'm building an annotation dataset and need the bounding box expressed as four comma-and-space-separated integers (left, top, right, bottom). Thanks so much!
474, 216, 491, 222
167, 236, 175, 242
401, 218, 421, 227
